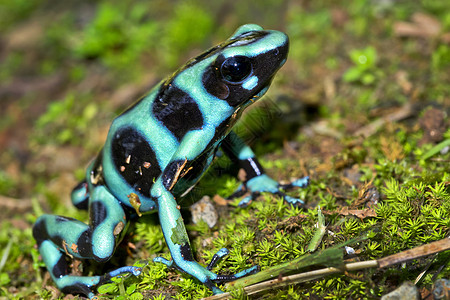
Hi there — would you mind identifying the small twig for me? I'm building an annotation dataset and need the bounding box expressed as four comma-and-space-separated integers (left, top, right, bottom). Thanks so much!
377, 238, 450, 268
353, 103, 414, 139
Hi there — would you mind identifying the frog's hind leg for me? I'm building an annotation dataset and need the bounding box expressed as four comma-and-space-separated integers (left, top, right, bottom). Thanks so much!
33, 186, 141, 298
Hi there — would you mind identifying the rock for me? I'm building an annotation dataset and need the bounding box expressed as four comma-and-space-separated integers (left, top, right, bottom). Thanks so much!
433, 279, 449, 300
190, 196, 218, 228
381, 281, 419, 300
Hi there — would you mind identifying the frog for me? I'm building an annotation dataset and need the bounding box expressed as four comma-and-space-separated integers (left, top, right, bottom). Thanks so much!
32, 24, 309, 299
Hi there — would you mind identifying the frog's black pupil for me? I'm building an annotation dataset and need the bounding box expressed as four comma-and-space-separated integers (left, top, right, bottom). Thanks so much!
220, 56, 252, 83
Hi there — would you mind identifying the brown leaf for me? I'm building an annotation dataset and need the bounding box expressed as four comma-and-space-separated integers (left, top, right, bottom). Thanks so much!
212, 194, 228, 206
394, 12, 441, 39
5, 19, 45, 50
339, 207, 377, 219
394, 21, 429, 38
322, 207, 377, 219
412, 12, 441, 35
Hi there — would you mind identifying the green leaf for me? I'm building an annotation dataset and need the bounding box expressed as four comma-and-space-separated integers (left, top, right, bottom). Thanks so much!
342, 67, 362, 82
130, 292, 144, 300
126, 283, 137, 295
422, 139, 450, 160
0, 273, 10, 286
97, 283, 118, 294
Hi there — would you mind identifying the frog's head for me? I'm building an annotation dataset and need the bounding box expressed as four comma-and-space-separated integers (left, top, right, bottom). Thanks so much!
201, 24, 289, 108
160, 24, 288, 120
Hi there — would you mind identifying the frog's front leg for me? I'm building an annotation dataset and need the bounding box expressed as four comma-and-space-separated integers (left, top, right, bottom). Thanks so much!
33, 185, 141, 299
151, 160, 258, 294
222, 131, 309, 207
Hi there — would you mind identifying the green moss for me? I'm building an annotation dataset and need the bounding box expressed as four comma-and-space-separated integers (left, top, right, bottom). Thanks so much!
74, 2, 159, 77
33, 93, 101, 146
160, 2, 214, 67
2, 0, 450, 299
0, 0, 42, 31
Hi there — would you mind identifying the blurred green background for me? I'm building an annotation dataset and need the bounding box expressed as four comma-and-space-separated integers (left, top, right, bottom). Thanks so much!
0, 0, 449, 299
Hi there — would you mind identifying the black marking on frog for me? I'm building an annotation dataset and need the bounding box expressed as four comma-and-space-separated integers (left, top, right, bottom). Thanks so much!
52, 256, 68, 278
111, 127, 161, 197
61, 283, 92, 298
181, 149, 213, 184
76, 230, 92, 258
32, 219, 46, 246
240, 157, 264, 181
179, 243, 195, 261
90, 201, 107, 228
153, 86, 204, 142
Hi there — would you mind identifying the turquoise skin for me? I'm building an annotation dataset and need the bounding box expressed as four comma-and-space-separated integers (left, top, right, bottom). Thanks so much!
33, 24, 309, 298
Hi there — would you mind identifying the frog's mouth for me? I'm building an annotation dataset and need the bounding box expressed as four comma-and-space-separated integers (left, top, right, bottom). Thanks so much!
255, 85, 270, 99
248, 83, 271, 104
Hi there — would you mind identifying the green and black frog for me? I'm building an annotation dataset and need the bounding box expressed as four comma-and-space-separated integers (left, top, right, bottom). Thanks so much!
33, 24, 309, 299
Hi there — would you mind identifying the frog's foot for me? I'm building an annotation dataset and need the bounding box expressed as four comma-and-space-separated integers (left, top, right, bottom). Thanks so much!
230, 174, 309, 207
54, 265, 144, 299
206, 248, 259, 284
99, 265, 144, 282
154, 248, 259, 293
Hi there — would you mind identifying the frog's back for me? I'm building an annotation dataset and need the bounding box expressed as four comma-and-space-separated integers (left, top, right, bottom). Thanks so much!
100, 77, 215, 208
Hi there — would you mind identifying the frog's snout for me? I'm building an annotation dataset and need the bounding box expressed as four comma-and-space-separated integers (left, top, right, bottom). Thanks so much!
275, 32, 289, 65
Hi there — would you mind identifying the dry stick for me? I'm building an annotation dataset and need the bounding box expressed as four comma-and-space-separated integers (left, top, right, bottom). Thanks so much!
0, 195, 32, 211
353, 102, 413, 139
203, 238, 450, 300
377, 238, 450, 268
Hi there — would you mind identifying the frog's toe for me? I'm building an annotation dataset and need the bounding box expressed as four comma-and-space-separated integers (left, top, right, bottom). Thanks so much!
207, 248, 229, 270
275, 191, 305, 207
214, 265, 260, 283
279, 176, 310, 190
237, 193, 259, 207
227, 183, 247, 199
99, 265, 145, 286
112, 266, 143, 277
153, 256, 174, 268
206, 248, 259, 284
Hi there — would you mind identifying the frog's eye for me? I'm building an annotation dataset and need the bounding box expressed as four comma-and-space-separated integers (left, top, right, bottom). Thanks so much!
220, 56, 252, 83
